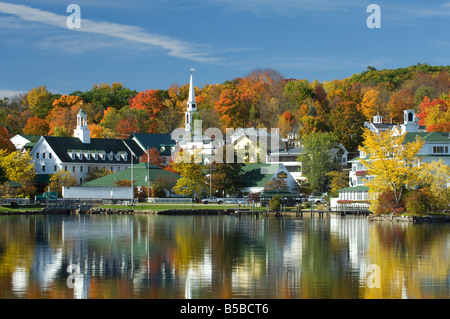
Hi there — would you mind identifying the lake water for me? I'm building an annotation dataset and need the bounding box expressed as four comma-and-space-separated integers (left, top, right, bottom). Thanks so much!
0, 214, 448, 299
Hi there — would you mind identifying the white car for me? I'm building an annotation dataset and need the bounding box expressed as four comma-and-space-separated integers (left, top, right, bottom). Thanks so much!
306, 196, 326, 204
201, 197, 224, 204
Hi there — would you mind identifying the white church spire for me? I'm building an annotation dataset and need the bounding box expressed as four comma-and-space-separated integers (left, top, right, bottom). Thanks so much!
185, 69, 198, 132
188, 69, 196, 105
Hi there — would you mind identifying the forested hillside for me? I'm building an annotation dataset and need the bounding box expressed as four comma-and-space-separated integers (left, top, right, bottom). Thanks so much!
1, 63, 449, 154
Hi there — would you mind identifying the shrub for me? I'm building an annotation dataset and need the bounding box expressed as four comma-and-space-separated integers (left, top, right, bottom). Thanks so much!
269, 194, 282, 211
371, 188, 403, 215
405, 190, 431, 215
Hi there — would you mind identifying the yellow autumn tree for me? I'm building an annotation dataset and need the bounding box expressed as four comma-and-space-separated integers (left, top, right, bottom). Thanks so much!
360, 128, 424, 211
0, 149, 36, 188
418, 159, 450, 212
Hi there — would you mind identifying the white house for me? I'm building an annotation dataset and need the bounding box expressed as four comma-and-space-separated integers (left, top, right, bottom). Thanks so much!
342, 109, 450, 203
10, 134, 40, 151
30, 109, 143, 186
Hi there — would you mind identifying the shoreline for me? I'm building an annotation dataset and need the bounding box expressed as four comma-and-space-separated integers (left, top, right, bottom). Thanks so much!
1, 207, 449, 222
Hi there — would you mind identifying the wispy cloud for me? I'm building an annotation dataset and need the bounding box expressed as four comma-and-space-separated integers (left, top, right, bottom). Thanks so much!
0, 1, 220, 63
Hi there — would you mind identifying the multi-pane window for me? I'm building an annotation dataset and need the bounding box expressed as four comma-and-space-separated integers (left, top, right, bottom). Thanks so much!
432, 146, 448, 154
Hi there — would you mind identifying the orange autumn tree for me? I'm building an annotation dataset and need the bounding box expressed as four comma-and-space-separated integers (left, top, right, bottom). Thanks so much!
23, 116, 50, 136
361, 89, 386, 120
215, 88, 253, 129
417, 95, 450, 132
46, 104, 81, 136
277, 110, 295, 138
130, 89, 165, 133
388, 89, 414, 123
52, 94, 82, 108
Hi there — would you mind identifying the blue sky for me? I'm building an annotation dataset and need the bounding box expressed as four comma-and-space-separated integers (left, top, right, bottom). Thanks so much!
0, 0, 449, 98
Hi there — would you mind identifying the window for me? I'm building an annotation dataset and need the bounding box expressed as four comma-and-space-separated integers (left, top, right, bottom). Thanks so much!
86, 153, 90, 160
54, 165, 57, 171
42, 165, 45, 172
80, 166, 83, 172
36, 153, 39, 159
49, 153, 52, 159
73, 166, 75, 172
65, 166, 67, 171
432, 146, 448, 154
43, 152, 46, 159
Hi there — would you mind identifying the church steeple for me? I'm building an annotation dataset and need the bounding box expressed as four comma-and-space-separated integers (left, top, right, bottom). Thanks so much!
185, 69, 198, 132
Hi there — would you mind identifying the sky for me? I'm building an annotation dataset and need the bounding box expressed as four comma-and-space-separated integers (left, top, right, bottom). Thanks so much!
0, 0, 449, 98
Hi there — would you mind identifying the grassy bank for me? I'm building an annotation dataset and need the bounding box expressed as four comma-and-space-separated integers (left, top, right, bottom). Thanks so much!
0, 205, 45, 213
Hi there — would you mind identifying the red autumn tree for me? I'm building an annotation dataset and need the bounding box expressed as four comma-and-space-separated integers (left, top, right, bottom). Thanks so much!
116, 116, 139, 137
140, 147, 166, 167
417, 96, 450, 132
0, 126, 15, 153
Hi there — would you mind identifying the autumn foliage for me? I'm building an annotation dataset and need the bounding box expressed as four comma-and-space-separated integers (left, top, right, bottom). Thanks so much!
0, 64, 447, 155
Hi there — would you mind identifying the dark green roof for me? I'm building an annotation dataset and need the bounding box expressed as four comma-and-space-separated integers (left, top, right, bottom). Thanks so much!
130, 133, 175, 156
42, 136, 143, 164
35, 174, 51, 184
241, 163, 282, 188
83, 162, 180, 187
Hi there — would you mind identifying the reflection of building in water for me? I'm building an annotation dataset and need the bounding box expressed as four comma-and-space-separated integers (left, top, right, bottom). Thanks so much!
184, 248, 213, 299
329, 217, 370, 282
11, 266, 28, 298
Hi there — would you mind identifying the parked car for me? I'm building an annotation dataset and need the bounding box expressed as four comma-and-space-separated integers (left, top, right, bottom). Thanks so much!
201, 197, 224, 204
306, 196, 326, 204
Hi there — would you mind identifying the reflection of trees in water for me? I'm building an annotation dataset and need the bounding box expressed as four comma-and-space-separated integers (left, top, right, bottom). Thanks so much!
361, 223, 449, 299
0, 215, 448, 299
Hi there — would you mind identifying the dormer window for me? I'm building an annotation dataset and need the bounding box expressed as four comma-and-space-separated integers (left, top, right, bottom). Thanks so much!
86, 151, 91, 160
116, 153, 120, 161
109, 151, 114, 161
93, 152, 98, 160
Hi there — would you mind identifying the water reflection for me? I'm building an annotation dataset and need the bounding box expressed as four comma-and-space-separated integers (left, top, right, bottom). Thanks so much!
0, 214, 448, 299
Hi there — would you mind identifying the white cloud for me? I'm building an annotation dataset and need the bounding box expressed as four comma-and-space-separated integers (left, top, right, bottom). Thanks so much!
0, 1, 220, 63
0, 89, 26, 98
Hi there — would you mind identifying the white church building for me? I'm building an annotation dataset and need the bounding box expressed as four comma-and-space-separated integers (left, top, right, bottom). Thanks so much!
29, 109, 143, 186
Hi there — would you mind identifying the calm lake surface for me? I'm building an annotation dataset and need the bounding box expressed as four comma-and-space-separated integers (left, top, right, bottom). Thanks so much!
0, 214, 448, 299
